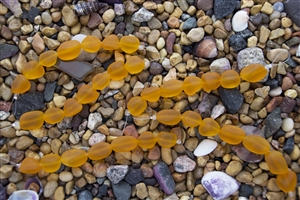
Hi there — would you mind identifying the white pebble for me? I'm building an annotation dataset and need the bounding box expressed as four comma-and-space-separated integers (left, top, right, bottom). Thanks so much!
232, 10, 249, 32
269, 86, 282, 97
194, 139, 217, 157
281, 118, 294, 132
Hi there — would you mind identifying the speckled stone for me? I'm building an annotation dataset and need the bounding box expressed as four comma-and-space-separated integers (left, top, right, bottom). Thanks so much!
153, 162, 175, 195
124, 168, 144, 185
112, 181, 131, 200
264, 108, 282, 138
0, 44, 19, 60
214, 0, 237, 20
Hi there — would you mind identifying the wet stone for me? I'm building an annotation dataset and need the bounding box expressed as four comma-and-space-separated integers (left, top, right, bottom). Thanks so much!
44, 82, 57, 102
264, 108, 282, 138
124, 168, 144, 185
198, 93, 218, 118
173, 155, 196, 172
283, 0, 300, 27
214, 0, 237, 19
283, 136, 295, 154
78, 190, 92, 200
153, 162, 175, 195
280, 97, 296, 113
0, 44, 19, 60
106, 165, 129, 184
112, 181, 131, 200
219, 87, 244, 114
229, 34, 247, 52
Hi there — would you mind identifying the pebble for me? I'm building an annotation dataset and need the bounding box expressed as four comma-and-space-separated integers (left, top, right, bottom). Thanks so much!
229, 34, 247, 52
131, 7, 154, 22
225, 161, 243, 176
209, 58, 231, 74
87, 113, 102, 130
182, 17, 197, 31
153, 162, 175, 195
281, 118, 294, 132
194, 139, 217, 157
44, 180, 58, 198
61, 6, 78, 26
269, 86, 282, 97
106, 165, 128, 184
166, 32, 176, 54
187, 27, 204, 42
0, 44, 19, 60
213, 0, 237, 20
124, 168, 144, 185
237, 47, 265, 70
284, 0, 300, 27
239, 184, 253, 197
173, 155, 196, 172
198, 93, 218, 118
283, 136, 295, 154
87, 13, 102, 29
112, 181, 131, 200
196, 0, 213, 11
267, 49, 289, 62
78, 190, 92, 200
88, 133, 106, 146
59, 171, 73, 182
264, 108, 282, 138
219, 87, 244, 114
280, 96, 296, 113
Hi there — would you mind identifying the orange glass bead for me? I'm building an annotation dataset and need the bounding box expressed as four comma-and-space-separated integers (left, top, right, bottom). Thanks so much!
63, 98, 83, 117
76, 84, 99, 104
107, 61, 128, 81
91, 72, 110, 90
40, 154, 61, 173
219, 125, 246, 145
61, 149, 88, 167
160, 79, 183, 97
19, 157, 41, 174
156, 109, 181, 126
57, 40, 81, 61
181, 111, 202, 128
240, 64, 268, 82
127, 96, 147, 116
101, 34, 120, 50
201, 72, 221, 93
19, 111, 44, 130
265, 151, 288, 175
140, 87, 161, 102
11, 75, 31, 94
119, 35, 140, 54
276, 170, 297, 192
157, 132, 177, 148
198, 118, 220, 136
39, 50, 58, 67
87, 142, 113, 160
111, 136, 138, 152
243, 135, 270, 155
183, 76, 203, 95
124, 56, 144, 74
44, 108, 64, 124
220, 70, 240, 88
137, 131, 157, 149
81, 35, 102, 53
23, 60, 45, 80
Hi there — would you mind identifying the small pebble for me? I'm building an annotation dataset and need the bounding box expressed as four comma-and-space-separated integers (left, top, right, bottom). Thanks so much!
106, 165, 128, 184
173, 155, 196, 172
281, 118, 294, 132
153, 162, 175, 195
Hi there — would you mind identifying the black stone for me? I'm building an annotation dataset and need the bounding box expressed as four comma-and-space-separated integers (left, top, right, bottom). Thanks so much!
112, 181, 131, 200
261, 13, 270, 24
71, 115, 82, 131
283, 137, 295, 154
236, 29, 253, 39
28, 7, 40, 23
198, 93, 218, 118
144, 177, 158, 186
124, 168, 144, 185
265, 79, 278, 89
264, 108, 282, 138
213, 0, 237, 19
0, 44, 19, 60
239, 184, 253, 198
273, 129, 285, 140
78, 190, 93, 200
284, 0, 300, 27
98, 184, 108, 198
44, 82, 57, 102
219, 87, 244, 114
182, 17, 197, 31
229, 34, 247, 52
12, 92, 45, 119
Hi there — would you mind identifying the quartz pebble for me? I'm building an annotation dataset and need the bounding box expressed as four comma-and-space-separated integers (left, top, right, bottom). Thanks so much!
194, 139, 217, 156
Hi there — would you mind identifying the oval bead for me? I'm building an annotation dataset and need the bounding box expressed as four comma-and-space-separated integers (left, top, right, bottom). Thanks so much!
23, 60, 45, 80
57, 40, 81, 61
264, 151, 288, 174
240, 64, 268, 82
160, 79, 183, 97
127, 96, 147, 116
11, 75, 31, 94
120, 35, 140, 54
201, 72, 220, 93
61, 149, 88, 167
124, 56, 144, 74
44, 108, 64, 124
19, 157, 41, 174
198, 118, 220, 136
183, 76, 203, 95
63, 98, 83, 117
91, 72, 110, 90
181, 111, 202, 128
87, 142, 113, 160
40, 154, 61, 173
81, 35, 102, 53
111, 136, 138, 152
157, 132, 177, 148
20, 111, 44, 130
76, 84, 99, 104
137, 131, 157, 149
101, 34, 120, 50
220, 70, 240, 88
242, 135, 270, 154
276, 170, 297, 192
219, 125, 246, 145
107, 61, 128, 81
39, 50, 58, 67
156, 109, 181, 126
140, 87, 161, 102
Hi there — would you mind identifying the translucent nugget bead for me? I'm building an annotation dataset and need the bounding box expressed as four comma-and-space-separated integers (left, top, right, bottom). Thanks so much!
124, 56, 144, 74
127, 96, 147, 116
181, 111, 202, 128
11, 75, 31, 94
81, 35, 102, 53
120, 35, 140, 54
63, 98, 83, 117
157, 132, 177, 148
87, 142, 112, 160
19, 157, 41, 174
198, 118, 220, 136
160, 79, 183, 97
39, 50, 58, 67
92, 73, 110, 90
243, 135, 270, 154
57, 40, 81, 61
240, 64, 268, 82
140, 87, 161, 102
156, 109, 181, 126
276, 170, 297, 192
137, 131, 157, 149
76, 84, 99, 104
264, 151, 288, 175
201, 72, 221, 92
220, 70, 240, 88
111, 136, 138, 152
20, 111, 44, 130
44, 108, 64, 124
183, 76, 203, 95
22, 60, 45, 80
40, 154, 61, 173
107, 61, 128, 81
219, 125, 246, 145
61, 149, 88, 167
101, 34, 120, 50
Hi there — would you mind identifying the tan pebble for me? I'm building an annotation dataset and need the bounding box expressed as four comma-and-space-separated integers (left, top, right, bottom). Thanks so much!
51, 12, 62, 22
59, 171, 73, 182
277, 62, 287, 75
44, 180, 58, 198
197, 15, 212, 27
93, 162, 108, 177
259, 25, 270, 45
0, 165, 13, 179
225, 160, 242, 176
260, 1, 273, 15
51, 138, 62, 154
161, 147, 172, 165
148, 186, 161, 199
193, 184, 206, 196
16, 136, 34, 150
241, 0, 254, 8
267, 49, 289, 62
84, 173, 96, 184
184, 138, 198, 152
265, 191, 284, 200
0, 3, 8, 14
133, 113, 150, 126
255, 86, 270, 98
196, 155, 209, 167
30, 127, 48, 138
1, 127, 16, 138
15, 53, 27, 74
32, 33, 45, 54
148, 145, 160, 160
72, 167, 83, 177
240, 114, 253, 124
75, 177, 87, 188
269, 28, 285, 40
65, 181, 74, 195
282, 17, 293, 28
250, 97, 264, 111
132, 146, 143, 163
156, 37, 165, 50
54, 186, 65, 200
170, 52, 182, 66
136, 182, 148, 199
47, 173, 58, 181
258, 107, 267, 118
6, 183, 17, 195
247, 36, 258, 47
290, 145, 300, 160
253, 173, 268, 186
267, 178, 281, 192
163, 1, 174, 13
240, 82, 250, 93
102, 9, 115, 23
61, 6, 78, 26
236, 171, 253, 183
170, 7, 183, 18
53, 96, 66, 108
284, 89, 297, 99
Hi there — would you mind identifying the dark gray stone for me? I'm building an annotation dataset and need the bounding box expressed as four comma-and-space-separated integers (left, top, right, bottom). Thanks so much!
0, 184, 5, 200
239, 184, 253, 198
264, 108, 282, 138
265, 79, 278, 89
97, 184, 108, 198
198, 93, 218, 118
112, 181, 131, 200
44, 82, 57, 102
52, 0, 66, 8
285, 37, 300, 47
78, 190, 92, 200
27, 7, 40, 23
284, 57, 298, 68
229, 34, 247, 52
124, 168, 144, 185
182, 17, 197, 31
153, 162, 175, 195
214, 0, 237, 20
283, 137, 294, 154
219, 87, 244, 114
114, 21, 126, 35
236, 29, 253, 39
283, 0, 300, 27
0, 44, 18, 60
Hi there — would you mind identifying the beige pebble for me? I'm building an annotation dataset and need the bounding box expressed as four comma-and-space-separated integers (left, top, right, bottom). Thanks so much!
260, 1, 273, 15
30, 127, 48, 138
281, 17, 293, 28
250, 97, 264, 111
269, 28, 285, 40
290, 145, 300, 160
247, 36, 258, 47
170, 52, 182, 66
267, 178, 281, 192
0, 165, 13, 179
240, 114, 253, 124
148, 186, 161, 199
44, 180, 58, 198
266, 191, 285, 200
16, 136, 34, 150
136, 182, 148, 199
163, 1, 174, 13
225, 160, 243, 176
62, 6, 78, 26
284, 89, 297, 99
54, 186, 65, 200
161, 147, 173, 165
253, 173, 268, 186
102, 9, 115, 23
59, 171, 73, 182
236, 171, 253, 183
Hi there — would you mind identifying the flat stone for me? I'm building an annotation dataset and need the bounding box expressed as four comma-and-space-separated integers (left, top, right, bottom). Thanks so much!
219, 87, 244, 114
280, 96, 296, 113
153, 162, 175, 195
131, 7, 154, 22
0, 44, 18, 60
264, 108, 282, 138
